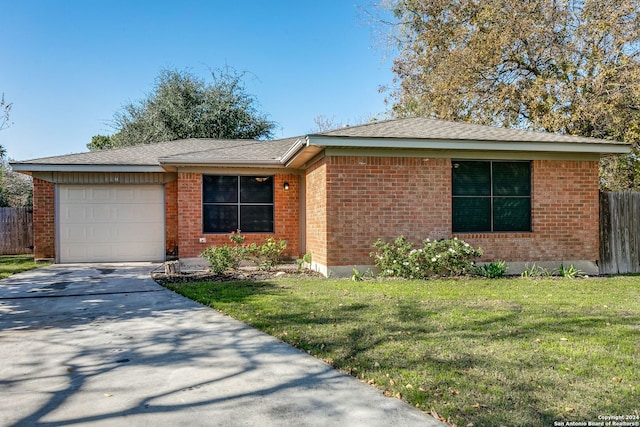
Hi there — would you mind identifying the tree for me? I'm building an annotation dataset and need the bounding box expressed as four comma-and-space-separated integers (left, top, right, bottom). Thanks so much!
0, 93, 11, 133
0, 93, 11, 159
86, 134, 115, 151
312, 115, 344, 132
0, 159, 32, 208
311, 114, 385, 132
89, 68, 276, 150
380, 0, 640, 189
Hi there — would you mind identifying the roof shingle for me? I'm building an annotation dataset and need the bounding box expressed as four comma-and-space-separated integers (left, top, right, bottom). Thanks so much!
317, 117, 626, 145
16, 138, 297, 166
11, 117, 629, 171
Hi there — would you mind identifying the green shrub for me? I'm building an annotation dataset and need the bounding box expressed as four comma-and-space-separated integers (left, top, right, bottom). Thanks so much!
371, 236, 483, 279
200, 244, 245, 274
371, 236, 415, 278
475, 260, 508, 278
200, 233, 287, 273
248, 237, 288, 270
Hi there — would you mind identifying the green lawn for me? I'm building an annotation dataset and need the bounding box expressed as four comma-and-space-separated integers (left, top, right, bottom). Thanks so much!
0, 254, 47, 279
165, 276, 639, 426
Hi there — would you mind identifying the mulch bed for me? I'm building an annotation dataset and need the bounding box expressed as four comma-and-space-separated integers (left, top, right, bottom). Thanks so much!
151, 266, 323, 286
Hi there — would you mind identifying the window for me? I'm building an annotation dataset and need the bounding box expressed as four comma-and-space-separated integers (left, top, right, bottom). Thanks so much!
452, 161, 531, 232
203, 175, 274, 233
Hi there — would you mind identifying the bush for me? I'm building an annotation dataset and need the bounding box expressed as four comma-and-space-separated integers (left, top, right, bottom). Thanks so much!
200, 244, 246, 274
200, 233, 287, 273
247, 237, 288, 270
371, 236, 483, 279
475, 260, 508, 278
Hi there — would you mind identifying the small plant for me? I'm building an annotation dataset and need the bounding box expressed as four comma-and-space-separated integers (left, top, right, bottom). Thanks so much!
555, 263, 583, 278
521, 263, 550, 278
351, 267, 364, 281
475, 260, 508, 278
296, 252, 312, 271
229, 230, 246, 244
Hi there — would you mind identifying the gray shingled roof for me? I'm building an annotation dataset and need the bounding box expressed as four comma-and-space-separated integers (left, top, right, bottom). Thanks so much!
11, 117, 629, 171
159, 137, 299, 164
15, 138, 297, 166
317, 117, 627, 145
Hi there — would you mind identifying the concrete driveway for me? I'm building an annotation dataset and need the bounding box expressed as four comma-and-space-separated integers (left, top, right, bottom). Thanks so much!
0, 263, 444, 427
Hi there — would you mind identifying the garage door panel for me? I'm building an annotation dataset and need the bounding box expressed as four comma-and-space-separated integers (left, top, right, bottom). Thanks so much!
137, 187, 164, 202
63, 225, 92, 241
59, 185, 165, 263
116, 223, 164, 242
65, 187, 89, 202
63, 206, 87, 222
114, 205, 162, 222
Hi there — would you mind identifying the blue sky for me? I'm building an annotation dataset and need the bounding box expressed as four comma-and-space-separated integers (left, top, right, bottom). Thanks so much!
1, 1, 395, 161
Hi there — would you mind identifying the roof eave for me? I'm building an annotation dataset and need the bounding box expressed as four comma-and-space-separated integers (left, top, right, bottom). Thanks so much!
280, 137, 307, 165
9, 163, 167, 173
306, 135, 631, 154
158, 158, 286, 169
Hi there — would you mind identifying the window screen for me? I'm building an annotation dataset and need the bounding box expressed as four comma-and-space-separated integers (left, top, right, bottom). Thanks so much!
203, 175, 274, 233
452, 161, 531, 232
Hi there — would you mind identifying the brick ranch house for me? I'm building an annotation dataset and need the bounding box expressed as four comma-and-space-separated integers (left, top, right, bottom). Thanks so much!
12, 117, 630, 276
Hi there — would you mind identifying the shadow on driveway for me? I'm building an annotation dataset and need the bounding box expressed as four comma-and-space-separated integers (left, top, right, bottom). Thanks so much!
0, 264, 443, 427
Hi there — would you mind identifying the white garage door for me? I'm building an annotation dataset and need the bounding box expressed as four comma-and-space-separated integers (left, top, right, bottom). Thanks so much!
58, 185, 165, 262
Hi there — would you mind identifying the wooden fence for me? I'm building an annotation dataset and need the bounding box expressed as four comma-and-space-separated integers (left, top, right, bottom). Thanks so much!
599, 192, 640, 275
0, 207, 33, 255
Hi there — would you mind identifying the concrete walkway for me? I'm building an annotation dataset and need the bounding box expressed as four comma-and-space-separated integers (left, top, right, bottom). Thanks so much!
0, 264, 444, 427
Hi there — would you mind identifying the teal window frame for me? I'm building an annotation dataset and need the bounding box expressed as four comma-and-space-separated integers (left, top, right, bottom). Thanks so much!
452, 160, 532, 233
202, 175, 274, 233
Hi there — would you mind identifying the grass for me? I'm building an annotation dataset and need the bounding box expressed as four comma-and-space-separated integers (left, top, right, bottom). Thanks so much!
165, 276, 640, 426
0, 254, 47, 279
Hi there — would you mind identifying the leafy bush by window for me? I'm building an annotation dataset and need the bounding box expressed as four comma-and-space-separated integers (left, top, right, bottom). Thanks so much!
200, 233, 287, 273
200, 244, 246, 274
371, 236, 483, 279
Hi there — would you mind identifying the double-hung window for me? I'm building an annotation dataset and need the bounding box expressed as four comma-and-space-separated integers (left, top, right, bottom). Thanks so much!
452, 161, 531, 232
202, 175, 274, 233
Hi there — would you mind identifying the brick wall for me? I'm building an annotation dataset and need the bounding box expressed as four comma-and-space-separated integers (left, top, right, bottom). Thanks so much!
305, 159, 328, 266
32, 178, 55, 260
458, 160, 600, 262
177, 172, 300, 258
165, 180, 178, 258
274, 173, 300, 256
314, 156, 600, 268
323, 156, 451, 266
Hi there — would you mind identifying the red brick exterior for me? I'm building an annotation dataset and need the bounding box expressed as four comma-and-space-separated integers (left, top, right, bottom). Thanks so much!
319, 156, 451, 266
165, 179, 179, 258
32, 178, 55, 260
177, 172, 300, 258
305, 156, 601, 268
305, 159, 328, 266
28, 156, 600, 268
458, 160, 600, 262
